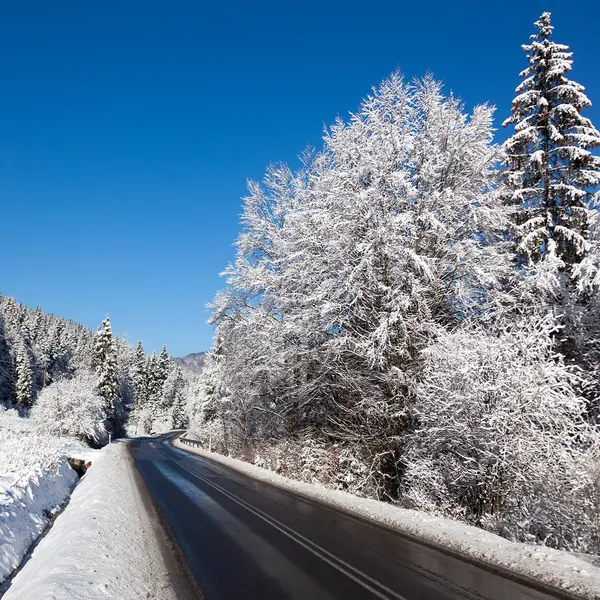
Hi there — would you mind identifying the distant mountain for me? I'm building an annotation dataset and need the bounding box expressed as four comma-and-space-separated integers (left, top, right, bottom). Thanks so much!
174, 352, 206, 374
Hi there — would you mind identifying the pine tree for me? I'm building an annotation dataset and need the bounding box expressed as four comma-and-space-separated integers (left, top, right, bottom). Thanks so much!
145, 352, 158, 400
15, 342, 31, 408
170, 368, 188, 429
31, 306, 44, 343
145, 347, 169, 401
503, 12, 600, 267
133, 340, 148, 409
156, 345, 171, 386
92, 317, 118, 431
150, 344, 171, 408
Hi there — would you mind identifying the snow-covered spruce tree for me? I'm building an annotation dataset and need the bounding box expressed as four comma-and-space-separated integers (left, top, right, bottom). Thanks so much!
0, 312, 14, 406
144, 351, 160, 425
188, 344, 230, 453
133, 341, 147, 399
130, 340, 148, 431
138, 346, 174, 433
160, 366, 183, 412
170, 368, 189, 429
156, 345, 171, 388
15, 342, 32, 408
503, 12, 600, 417
503, 12, 600, 268
92, 317, 118, 432
146, 346, 170, 401
114, 337, 135, 427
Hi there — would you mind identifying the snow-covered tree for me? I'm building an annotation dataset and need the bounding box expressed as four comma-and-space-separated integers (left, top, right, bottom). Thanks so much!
402, 314, 599, 552
129, 340, 148, 431
188, 345, 230, 452
503, 12, 600, 268
208, 73, 511, 495
170, 368, 189, 429
132, 346, 183, 433
160, 365, 182, 411
503, 12, 600, 418
145, 347, 170, 402
0, 312, 14, 405
15, 342, 31, 408
133, 341, 147, 399
156, 345, 171, 387
92, 317, 118, 431
32, 370, 107, 446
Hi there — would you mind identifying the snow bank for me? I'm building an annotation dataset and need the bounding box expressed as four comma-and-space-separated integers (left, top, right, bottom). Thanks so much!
0, 458, 77, 584
0, 409, 86, 585
3, 442, 179, 600
173, 437, 600, 599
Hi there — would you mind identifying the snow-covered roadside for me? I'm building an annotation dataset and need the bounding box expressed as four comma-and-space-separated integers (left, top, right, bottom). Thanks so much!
173, 437, 600, 599
0, 409, 94, 585
0, 458, 77, 584
3, 441, 180, 600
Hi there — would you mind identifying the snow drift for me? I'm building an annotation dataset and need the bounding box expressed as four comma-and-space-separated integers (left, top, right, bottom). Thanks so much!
0, 457, 77, 584
0, 409, 88, 585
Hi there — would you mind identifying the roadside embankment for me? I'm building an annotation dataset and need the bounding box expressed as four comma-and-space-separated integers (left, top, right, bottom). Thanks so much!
0, 409, 88, 586
3, 441, 187, 600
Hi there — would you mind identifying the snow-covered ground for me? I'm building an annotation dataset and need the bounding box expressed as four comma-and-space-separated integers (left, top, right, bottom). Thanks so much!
0, 409, 94, 585
0, 457, 76, 586
3, 441, 179, 600
173, 436, 600, 599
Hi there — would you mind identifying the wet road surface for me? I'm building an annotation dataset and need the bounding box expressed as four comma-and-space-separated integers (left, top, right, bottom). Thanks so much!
130, 434, 577, 600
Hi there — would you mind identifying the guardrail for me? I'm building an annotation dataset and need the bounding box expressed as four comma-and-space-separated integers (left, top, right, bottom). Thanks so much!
179, 436, 203, 449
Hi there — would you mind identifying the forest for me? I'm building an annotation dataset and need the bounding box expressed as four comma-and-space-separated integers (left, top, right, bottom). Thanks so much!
0, 295, 193, 445
187, 12, 600, 553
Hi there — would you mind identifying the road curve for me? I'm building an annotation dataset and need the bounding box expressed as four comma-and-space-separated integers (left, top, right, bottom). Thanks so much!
130, 433, 576, 600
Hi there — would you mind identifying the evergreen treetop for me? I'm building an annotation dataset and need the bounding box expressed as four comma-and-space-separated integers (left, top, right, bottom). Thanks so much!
503, 12, 600, 267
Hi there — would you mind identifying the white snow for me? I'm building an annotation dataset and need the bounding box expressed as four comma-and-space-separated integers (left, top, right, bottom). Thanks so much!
0, 457, 77, 585
173, 437, 600, 599
0, 409, 87, 585
3, 441, 178, 600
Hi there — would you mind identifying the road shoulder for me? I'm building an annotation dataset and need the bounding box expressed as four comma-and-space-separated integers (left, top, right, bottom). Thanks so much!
3, 440, 198, 600
128, 439, 204, 600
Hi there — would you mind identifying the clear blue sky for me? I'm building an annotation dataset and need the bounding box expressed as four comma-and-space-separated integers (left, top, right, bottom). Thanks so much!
2, 1, 599, 356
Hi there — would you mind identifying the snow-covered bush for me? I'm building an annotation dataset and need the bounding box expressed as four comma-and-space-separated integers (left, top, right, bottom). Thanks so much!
32, 371, 107, 446
402, 315, 600, 552
241, 436, 374, 496
251, 436, 338, 486
0, 406, 64, 473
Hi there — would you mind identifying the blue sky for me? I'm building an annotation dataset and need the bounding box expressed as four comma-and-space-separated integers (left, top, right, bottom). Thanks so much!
2, 0, 599, 356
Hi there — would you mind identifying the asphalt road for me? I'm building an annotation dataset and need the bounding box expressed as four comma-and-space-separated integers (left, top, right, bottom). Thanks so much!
130, 433, 577, 600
